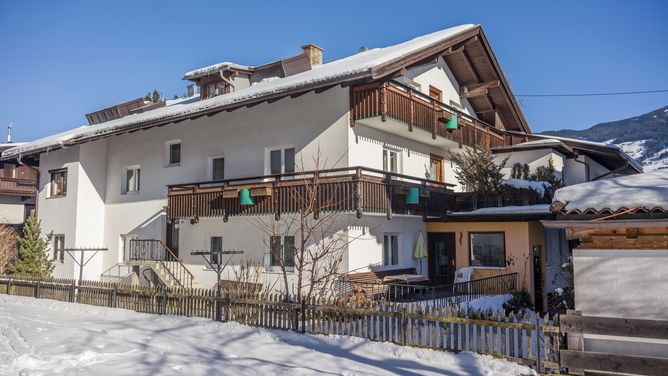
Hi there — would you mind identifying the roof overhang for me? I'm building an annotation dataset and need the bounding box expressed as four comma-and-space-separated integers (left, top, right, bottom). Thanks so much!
492, 140, 576, 158
372, 25, 530, 134
542, 218, 668, 229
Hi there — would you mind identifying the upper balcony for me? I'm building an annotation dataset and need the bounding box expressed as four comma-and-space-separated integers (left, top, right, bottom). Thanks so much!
350, 81, 506, 151
0, 177, 37, 197
167, 167, 455, 221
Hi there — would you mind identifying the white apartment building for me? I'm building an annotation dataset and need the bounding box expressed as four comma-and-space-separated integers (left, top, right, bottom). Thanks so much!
2, 24, 639, 300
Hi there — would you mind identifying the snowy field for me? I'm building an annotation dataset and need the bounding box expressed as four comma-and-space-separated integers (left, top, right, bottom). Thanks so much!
0, 295, 535, 376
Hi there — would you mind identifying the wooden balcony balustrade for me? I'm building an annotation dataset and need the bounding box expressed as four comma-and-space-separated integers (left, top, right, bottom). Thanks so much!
0, 177, 37, 197
350, 80, 506, 150
167, 167, 456, 221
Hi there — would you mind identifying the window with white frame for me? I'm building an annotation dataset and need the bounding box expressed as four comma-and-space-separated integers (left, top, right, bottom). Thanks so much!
166, 140, 181, 166
52, 234, 65, 263
267, 147, 295, 175
210, 236, 223, 265
270, 235, 295, 268
123, 165, 141, 194
382, 148, 399, 174
210, 156, 225, 180
383, 234, 399, 266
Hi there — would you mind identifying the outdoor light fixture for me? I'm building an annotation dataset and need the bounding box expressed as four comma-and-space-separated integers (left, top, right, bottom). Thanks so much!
239, 188, 256, 205
405, 187, 420, 205
446, 113, 459, 132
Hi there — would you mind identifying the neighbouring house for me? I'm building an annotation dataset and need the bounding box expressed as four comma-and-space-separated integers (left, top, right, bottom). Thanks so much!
0, 143, 37, 227
0, 24, 640, 306
546, 170, 668, 368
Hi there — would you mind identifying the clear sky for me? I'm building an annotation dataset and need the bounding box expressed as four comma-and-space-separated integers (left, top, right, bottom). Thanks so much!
1, 0, 667, 142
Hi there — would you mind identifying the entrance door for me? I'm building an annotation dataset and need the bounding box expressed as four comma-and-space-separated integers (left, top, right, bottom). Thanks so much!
427, 232, 456, 285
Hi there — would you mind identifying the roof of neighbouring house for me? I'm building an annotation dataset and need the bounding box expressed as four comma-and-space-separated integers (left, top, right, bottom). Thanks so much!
183, 62, 254, 80
436, 204, 553, 222
505, 131, 643, 174
551, 170, 668, 216
492, 139, 576, 157
2, 24, 529, 161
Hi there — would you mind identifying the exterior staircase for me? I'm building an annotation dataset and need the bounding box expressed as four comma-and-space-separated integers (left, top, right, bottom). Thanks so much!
127, 239, 194, 289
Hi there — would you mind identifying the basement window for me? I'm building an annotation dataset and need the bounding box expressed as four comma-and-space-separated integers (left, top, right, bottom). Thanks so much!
52, 234, 65, 263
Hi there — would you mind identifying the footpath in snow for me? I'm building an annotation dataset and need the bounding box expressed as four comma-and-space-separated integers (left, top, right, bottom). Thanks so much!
0, 295, 535, 376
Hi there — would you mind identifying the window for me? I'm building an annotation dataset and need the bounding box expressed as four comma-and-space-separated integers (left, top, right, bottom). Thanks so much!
469, 232, 506, 267
166, 141, 181, 166
50, 169, 67, 197
212, 157, 225, 180
207, 83, 216, 98
210, 236, 223, 265
270, 235, 295, 268
383, 234, 399, 266
53, 235, 65, 263
382, 148, 398, 173
429, 85, 442, 102
268, 147, 295, 175
123, 165, 140, 194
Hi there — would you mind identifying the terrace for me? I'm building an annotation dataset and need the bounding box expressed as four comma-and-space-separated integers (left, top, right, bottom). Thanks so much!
167, 167, 456, 221
350, 80, 507, 151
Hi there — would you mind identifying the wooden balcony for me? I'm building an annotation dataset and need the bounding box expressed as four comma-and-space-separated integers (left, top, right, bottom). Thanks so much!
167, 167, 456, 221
0, 177, 37, 197
350, 81, 506, 150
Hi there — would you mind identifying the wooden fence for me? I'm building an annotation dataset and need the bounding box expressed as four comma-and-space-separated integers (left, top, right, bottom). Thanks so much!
0, 275, 562, 373
560, 310, 668, 376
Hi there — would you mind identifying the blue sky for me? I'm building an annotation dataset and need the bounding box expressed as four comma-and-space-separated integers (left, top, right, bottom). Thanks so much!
1, 0, 667, 142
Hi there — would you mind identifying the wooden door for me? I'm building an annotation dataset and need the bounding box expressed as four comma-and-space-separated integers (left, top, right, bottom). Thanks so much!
429, 154, 444, 182
429, 85, 442, 102
428, 232, 456, 285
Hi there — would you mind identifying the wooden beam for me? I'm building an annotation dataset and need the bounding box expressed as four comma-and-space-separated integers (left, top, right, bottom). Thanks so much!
560, 350, 668, 376
460, 80, 500, 98
561, 314, 668, 340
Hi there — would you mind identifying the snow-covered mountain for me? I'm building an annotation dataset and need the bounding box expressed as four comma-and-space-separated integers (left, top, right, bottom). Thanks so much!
541, 105, 668, 171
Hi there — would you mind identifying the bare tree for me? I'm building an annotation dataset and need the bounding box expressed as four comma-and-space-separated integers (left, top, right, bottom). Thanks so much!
0, 225, 18, 274
251, 148, 367, 303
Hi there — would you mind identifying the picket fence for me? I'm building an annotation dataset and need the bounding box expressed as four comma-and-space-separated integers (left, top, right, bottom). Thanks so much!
0, 276, 562, 373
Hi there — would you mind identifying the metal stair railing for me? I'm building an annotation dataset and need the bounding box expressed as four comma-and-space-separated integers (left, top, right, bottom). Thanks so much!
129, 239, 194, 289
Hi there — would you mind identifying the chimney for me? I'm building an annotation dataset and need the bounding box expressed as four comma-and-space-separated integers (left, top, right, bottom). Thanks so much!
301, 43, 323, 66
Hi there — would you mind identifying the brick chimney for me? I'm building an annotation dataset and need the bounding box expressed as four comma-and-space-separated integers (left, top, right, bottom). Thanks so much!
301, 43, 323, 66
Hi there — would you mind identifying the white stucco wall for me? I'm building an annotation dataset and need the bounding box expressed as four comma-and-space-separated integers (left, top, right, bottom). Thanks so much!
495, 149, 565, 181
0, 196, 29, 224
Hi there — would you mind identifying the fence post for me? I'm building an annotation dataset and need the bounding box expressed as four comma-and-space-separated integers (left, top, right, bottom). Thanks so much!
223, 293, 230, 322
534, 312, 541, 373
112, 285, 118, 308
301, 299, 307, 333
70, 282, 76, 303
401, 306, 408, 345
162, 290, 168, 315
35, 280, 41, 299
7, 277, 11, 295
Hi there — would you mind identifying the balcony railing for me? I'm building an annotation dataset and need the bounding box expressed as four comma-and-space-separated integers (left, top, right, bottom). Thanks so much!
0, 177, 37, 197
167, 167, 456, 221
351, 80, 506, 150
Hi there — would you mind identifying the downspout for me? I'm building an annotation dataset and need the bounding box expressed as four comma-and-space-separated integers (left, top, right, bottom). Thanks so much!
219, 70, 235, 93
572, 152, 590, 182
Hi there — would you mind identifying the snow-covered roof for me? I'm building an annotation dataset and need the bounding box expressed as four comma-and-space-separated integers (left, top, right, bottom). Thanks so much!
183, 62, 252, 80
552, 170, 668, 213
2, 24, 477, 160
502, 179, 551, 197
450, 204, 551, 216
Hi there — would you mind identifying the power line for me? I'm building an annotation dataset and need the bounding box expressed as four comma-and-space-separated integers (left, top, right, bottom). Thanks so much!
516, 89, 668, 97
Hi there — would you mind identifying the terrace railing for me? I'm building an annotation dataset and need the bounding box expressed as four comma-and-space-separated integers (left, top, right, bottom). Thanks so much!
167, 166, 456, 221
350, 80, 506, 150
337, 272, 518, 307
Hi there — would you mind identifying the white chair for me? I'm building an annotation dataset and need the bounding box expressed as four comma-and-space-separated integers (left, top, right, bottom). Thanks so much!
453, 267, 474, 297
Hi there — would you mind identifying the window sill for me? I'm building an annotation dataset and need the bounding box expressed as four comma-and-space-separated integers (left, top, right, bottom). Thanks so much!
266, 266, 295, 274
165, 163, 180, 168
46, 195, 67, 199
469, 266, 506, 270
122, 191, 140, 196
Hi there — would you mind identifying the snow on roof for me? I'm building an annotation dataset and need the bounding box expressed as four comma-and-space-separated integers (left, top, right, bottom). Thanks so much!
450, 204, 551, 216
552, 170, 668, 213
502, 179, 551, 197
183, 61, 252, 80
3, 24, 477, 160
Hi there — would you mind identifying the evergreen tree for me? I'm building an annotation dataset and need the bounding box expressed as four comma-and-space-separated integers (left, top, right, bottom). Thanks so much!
144, 92, 151, 102
152, 89, 160, 103
452, 149, 508, 193
11, 212, 54, 278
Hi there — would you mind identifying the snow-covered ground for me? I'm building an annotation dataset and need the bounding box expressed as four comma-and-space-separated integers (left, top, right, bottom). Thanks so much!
0, 295, 535, 376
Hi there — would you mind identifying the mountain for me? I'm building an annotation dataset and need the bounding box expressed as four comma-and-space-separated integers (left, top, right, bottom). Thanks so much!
540, 105, 668, 171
